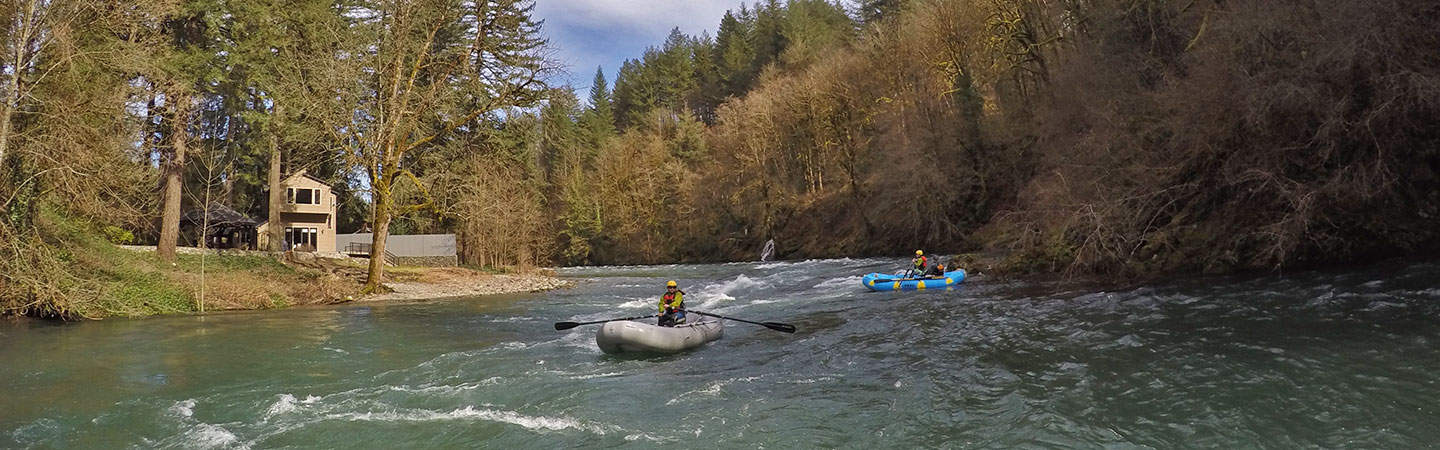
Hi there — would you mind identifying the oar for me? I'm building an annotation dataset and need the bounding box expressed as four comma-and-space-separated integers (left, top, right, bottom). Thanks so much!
554, 314, 658, 331
688, 310, 797, 333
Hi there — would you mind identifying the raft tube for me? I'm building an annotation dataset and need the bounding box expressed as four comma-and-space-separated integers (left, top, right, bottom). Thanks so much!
596, 319, 724, 354
860, 270, 966, 292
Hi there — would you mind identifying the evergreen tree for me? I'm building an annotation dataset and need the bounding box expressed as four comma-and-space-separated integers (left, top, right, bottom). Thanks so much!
610, 59, 639, 129
689, 32, 723, 124
225, 0, 356, 247
749, 0, 787, 75
587, 67, 612, 113
855, 0, 908, 24
655, 28, 697, 113
154, 0, 230, 261
714, 10, 756, 98
581, 67, 615, 148
780, 0, 856, 68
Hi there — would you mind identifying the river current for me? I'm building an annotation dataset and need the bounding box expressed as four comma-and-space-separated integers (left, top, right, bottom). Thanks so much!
3, 258, 1439, 448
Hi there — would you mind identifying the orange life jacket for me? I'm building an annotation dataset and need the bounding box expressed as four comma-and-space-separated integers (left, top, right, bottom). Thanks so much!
659, 291, 684, 313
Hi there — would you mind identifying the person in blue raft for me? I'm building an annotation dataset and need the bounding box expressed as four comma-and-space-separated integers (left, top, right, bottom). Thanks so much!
908, 250, 949, 279
658, 280, 686, 327
924, 262, 947, 278
910, 250, 928, 278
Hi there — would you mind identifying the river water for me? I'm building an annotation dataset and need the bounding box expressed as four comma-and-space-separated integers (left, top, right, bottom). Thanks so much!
3, 258, 1439, 448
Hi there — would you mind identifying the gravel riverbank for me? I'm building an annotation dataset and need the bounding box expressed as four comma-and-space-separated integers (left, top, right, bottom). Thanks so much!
363, 270, 573, 301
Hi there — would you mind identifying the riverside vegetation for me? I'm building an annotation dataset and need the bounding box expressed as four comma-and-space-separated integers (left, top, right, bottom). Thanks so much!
2, 0, 1437, 318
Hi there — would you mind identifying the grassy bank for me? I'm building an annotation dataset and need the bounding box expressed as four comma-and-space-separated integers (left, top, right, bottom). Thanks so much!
1, 209, 354, 319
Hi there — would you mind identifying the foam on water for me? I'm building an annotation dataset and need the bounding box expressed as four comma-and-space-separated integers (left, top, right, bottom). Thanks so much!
690, 274, 769, 309
488, 316, 542, 323
384, 380, 497, 396
811, 275, 864, 293
616, 298, 653, 310
263, 394, 308, 419
154, 399, 250, 449
175, 424, 244, 449
783, 376, 838, 384
666, 376, 763, 405
169, 399, 197, 418
495, 341, 530, 350
568, 372, 624, 380
556, 329, 601, 353
331, 406, 615, 435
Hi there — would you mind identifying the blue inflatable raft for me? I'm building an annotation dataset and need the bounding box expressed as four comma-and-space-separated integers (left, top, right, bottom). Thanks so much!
861, 270, 966, 292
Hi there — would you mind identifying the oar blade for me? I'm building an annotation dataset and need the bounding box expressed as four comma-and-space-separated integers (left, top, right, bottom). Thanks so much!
762, 322, 797, 333
554, 322, 580, 331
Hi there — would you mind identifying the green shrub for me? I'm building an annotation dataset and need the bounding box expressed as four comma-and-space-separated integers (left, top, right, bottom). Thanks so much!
101, 226, 134, 245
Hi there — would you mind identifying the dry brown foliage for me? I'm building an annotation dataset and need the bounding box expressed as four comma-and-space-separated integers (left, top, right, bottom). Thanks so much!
440, 152, 553, 269
590, 116, 695, 263
687, 0, 1038, 260
989, 0, 1440, 276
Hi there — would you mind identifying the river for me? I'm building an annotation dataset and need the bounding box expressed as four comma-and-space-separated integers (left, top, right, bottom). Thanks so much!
3, 258, 1439, 448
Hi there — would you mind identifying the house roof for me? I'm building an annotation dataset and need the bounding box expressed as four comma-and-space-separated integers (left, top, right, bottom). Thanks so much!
182, 204, 258, 227
286, 169, 338, 190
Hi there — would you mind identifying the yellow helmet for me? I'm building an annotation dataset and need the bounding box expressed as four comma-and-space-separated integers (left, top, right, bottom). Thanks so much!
915, 250, 923, 256
666, 280, 677, 287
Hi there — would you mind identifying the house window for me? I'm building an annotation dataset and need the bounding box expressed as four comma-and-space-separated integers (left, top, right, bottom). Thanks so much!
286, 188, 323, 205
284, 227, 319, 251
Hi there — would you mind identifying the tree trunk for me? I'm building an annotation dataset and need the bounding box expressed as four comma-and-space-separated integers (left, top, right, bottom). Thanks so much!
0, 0, 34, 165
198, 178, 211, 313
362, 156, 394, 293
0, 97, 17, 226
267, 118, 284, 251
157, 90, 190, 261
0, 96, 14, 166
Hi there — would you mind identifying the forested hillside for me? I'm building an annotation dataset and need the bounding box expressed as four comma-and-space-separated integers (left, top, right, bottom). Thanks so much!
473, 0, 1439, 276
3, 0, 1438, 316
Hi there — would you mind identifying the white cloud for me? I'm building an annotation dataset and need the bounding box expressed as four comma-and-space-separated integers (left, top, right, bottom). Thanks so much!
535, 0, 752, 93
538, 0, 746, 39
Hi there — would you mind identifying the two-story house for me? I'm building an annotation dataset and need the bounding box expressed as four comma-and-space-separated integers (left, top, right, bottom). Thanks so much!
257, 170, 339, 253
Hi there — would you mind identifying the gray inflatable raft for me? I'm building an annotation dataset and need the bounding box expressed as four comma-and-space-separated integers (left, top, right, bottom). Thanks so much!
596, 319, 724, 354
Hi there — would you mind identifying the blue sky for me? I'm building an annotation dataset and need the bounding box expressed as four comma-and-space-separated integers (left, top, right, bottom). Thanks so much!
534, 0, 755, 98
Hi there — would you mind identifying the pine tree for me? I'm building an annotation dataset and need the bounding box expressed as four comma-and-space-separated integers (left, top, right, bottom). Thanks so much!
689, 32, 723, 124
588, 67, 612, 113
154, 0, 229, 261
610, 59, 640, 129
714, 10, 756, 98
227, 0, 356, 249
655, 28, 697, 113
780, 0, 856, 68
749, 0, 788, 75
855, 0, 907, 24
581, 67, 615, 148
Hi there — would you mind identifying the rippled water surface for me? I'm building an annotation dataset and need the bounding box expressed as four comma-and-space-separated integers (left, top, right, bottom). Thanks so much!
3, 259, 1440, 448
